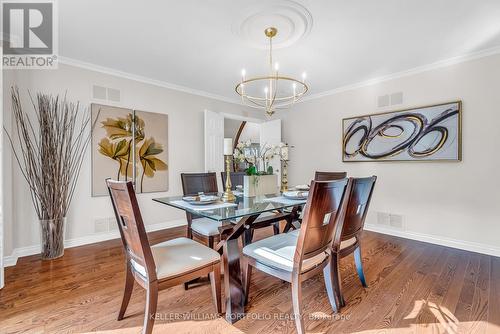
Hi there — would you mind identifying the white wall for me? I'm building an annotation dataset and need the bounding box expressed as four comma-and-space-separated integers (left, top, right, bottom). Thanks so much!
282, 54, 500, 255
2, 63, 261, 260
224, 118, 261, 144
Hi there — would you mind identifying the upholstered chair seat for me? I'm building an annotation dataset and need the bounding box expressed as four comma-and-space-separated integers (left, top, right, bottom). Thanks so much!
191, 218, 222, 237
243, 232, 328, 272
150, 237, 220, 279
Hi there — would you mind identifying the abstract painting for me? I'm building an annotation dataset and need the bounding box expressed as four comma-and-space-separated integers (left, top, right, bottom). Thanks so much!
91, 104, 168, 196
342, 101, 461, 162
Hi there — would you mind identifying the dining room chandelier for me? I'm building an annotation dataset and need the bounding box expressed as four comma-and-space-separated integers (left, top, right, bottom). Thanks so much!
235, 27, 308, 116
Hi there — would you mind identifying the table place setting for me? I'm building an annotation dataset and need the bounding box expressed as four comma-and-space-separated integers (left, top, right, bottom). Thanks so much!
261, 184, 310, 205
171, 194, 237, 211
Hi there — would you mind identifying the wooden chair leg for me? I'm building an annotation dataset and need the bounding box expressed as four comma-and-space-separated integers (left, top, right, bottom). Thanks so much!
272, 222, 280, 235
118, 265, 134, 320
354, 246, 367, 287
243, 259, 252, 306
331, 252, 345, 307
209, 263, 222, 314
283, 217, 293, 233
143, 281, 158, 334
291, 275, 305, 334
208, 236, 214, 249
323, 257, 340, 313
243, 229, 252, 247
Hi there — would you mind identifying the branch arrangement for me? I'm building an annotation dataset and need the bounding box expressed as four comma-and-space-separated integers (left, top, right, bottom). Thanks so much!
5, 87, 93, 220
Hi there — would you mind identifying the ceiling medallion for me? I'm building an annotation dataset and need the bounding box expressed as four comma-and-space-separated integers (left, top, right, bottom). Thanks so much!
235, 27, 308, 116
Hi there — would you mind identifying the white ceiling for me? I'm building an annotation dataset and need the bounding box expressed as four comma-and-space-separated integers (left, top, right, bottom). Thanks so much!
60, 0, 500, 102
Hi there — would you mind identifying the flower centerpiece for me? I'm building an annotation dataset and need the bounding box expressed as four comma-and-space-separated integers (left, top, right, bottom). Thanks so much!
233, 141, 285, 196
233, 140, 278, 175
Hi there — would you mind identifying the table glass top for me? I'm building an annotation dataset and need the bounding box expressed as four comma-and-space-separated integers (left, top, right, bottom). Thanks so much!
153, 193, 307, 221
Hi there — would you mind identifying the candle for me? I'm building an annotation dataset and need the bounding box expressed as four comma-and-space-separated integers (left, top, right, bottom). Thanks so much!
224, 138, 233, 155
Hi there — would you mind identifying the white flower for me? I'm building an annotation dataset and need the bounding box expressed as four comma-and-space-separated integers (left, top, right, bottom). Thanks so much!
245, 140, 251, 147
237, 142, 245, 149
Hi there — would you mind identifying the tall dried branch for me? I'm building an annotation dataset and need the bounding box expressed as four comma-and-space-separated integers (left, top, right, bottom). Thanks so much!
4, 87, 95, 220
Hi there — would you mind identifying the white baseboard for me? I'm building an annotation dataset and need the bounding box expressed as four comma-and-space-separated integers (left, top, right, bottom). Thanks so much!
5, 220, 498, 267
365, 224, 500, 258
3, 219, 187, 267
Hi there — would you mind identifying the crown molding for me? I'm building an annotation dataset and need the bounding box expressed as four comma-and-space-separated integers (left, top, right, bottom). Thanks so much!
59, 45, 500, 107
301, 45, 500, 102
58, 56, 242, 105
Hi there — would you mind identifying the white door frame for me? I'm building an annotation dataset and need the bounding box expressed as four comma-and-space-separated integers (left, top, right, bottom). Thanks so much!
0, 43, 4, 289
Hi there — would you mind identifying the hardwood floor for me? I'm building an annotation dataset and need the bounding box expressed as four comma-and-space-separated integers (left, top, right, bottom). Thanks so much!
1, 226, 499, 334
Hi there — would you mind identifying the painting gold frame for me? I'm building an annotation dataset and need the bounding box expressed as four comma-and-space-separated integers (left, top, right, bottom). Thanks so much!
342, 101, 462, 162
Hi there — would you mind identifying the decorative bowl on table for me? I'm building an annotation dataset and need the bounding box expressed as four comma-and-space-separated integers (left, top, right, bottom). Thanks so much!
294, 184, 310, 191
182, 194, 219, 205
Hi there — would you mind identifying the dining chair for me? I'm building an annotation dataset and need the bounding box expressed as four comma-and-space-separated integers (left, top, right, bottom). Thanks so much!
242, 178, 351, 334
283, 171, 348, 233
220, 171, 245, 190
322, 176, 377, 309
181, 172, 220, 249
314, 171, 347, 181
106, 179, 221, 334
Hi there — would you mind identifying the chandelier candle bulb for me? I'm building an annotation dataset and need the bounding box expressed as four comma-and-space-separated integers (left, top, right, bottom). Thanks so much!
234, 27, 308, 116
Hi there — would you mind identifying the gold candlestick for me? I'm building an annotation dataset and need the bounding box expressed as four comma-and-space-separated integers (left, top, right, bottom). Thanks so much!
222, 155, 236, 202
280, 159, 289, 192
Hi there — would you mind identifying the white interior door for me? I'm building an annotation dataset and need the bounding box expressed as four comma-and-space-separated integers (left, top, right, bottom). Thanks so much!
260, 119, 282, 187
204, 110, 224, 174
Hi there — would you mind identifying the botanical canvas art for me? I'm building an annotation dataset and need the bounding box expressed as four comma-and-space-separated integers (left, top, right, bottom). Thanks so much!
342, 102, 461, 162
91, 104, 168, 196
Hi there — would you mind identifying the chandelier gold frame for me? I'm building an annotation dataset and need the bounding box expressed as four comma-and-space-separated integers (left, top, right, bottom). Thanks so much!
235, 27, 308, 116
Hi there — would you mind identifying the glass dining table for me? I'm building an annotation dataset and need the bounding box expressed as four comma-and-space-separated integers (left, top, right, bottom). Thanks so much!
153, 193, 307, 323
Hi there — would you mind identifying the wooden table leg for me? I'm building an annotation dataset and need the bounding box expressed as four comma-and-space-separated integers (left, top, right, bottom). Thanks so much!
223, 236, 245, 323
219, 215, 257, 323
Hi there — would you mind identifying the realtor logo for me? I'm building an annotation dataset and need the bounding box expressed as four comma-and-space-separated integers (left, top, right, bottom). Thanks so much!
2, 1, 58, 68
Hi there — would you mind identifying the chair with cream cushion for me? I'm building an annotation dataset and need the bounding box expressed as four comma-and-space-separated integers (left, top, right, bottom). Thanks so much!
284, 176, 377, 309
106, 180, 221, 334
328, 176, 377, 309
181, 173, 221, 248
242, 178, 350, 334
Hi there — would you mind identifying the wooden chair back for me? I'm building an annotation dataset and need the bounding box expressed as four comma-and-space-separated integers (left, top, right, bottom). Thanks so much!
314, 171, 347, 181
295, 179, 350, 269
221, 171, 245, 190
181, 172, 218, 195
106, 179, 156, 283
339, 176, 377, 242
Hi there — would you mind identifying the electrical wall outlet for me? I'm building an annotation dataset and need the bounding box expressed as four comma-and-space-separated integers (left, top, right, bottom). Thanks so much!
377, 94, 390, 108
389, 214, 404, 229
108, 217, 118, 230
377, 212, 390, 225
94, 218, 109, 233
